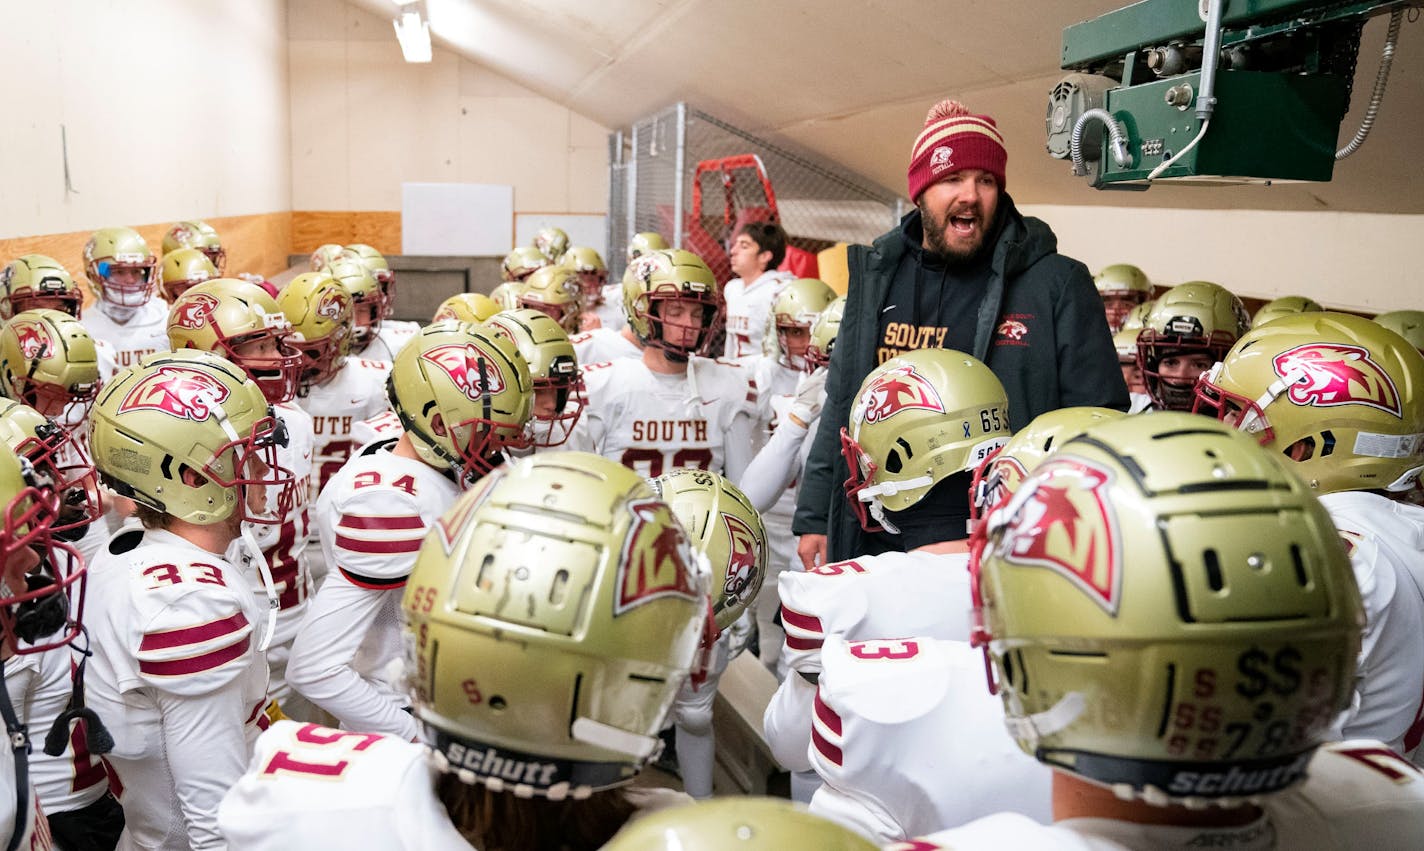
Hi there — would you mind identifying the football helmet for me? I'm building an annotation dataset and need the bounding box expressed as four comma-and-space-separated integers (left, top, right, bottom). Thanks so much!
83, 226, 157, 307
1112, 327, 1139, 365
971, 406, 1125, 521
89, 349, 295, 526
168, 279, 302, 404
161, 220, 225, 273
277, 272, 354, 390
561, 246, 608, 305
500, 246, 548, 283
1120, 298, 1156, 333
1374, 310, 1424, 353
346, 243, 396, 320
0, 310, 101, 420
387, 321, 533, 482
622, 249, 724, 359
770, 278, 836, 371
309, 243, 353, 273
0, 441, 86, 655
1194, 312, 1424, 494
806, 296, 846, 369
0, 255, 83, 320
433, 293, 500, 324
402, 452, 707, 797
1252, 295, 1324, 329
626, 231, 669, 263
601, 798, 877, 851
532, 226, 570, 262
156, 248, 220, 303
326, 258, 386, 350
1136, 282, 1250, 411
517, 264, 583, 334
841, 348, 1010, 532
1094, 263, 1153, 332
0, 401, 99, 543
650, 467, 766, 632
487, 282, 523, 311
485, 309, 584, 448
969, 413, 1362, 802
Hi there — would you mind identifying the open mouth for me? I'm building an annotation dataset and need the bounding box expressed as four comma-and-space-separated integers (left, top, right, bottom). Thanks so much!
950, 212, 979, 236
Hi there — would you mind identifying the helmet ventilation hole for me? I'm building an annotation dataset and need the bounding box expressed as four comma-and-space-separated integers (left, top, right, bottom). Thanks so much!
1203, 549, 1224, 592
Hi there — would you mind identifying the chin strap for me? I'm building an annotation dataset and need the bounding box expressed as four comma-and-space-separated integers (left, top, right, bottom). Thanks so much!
0, 662, 29, 851
43, 626, 114, 762
239, 525, 280, 653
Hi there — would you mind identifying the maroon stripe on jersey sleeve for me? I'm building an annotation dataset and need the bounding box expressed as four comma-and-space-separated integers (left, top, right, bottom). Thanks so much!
784, 634, 824, 651
333, 533, 424, 554
778, 606, 823, 633
337, 514, 425, 531
338, 567, 409, 591
138, 636, 250, 677
138, 612, 250, 652
813, 690, 843, 736
810, 724, 843, 767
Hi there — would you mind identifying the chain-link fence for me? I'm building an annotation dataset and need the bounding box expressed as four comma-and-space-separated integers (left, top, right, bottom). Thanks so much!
607, 103, 905, 282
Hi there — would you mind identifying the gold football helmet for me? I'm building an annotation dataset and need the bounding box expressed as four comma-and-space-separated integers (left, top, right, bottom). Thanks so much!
1252, 296, 1324, 329
326, 258, 386, 350
1137, 282, 1250, 411
161, 220, 225, 273
433, 293, 500, 324
309, 243, 353, 273
561, 245, 608, 305
532, 226, 570, 262
485, 309, 583, 448
626, 231, 669, 263
403, 452, 708, 797
487, 282, 523, 312
500, 246, 548, 283
0, 401, 99, 543
1094, 263, 1153, 332
770, 278, 836, 371
650, 468, 766, 632
622, 249, 723, 359
277, 272, 354, 390
971, 406, 1125, 521
388, 321, 534, 482
168, 279, 302, 404
1120, 298, 1156, 333
806, 296, 846, 369
89, 349, 295, 526
1195, 312, 1424, 494
1374, 310, 1424, 353
0, 310, 101, 420
969, 413, 1362, 802
602, 798, 877, 850
156, 248, 220, 303
346, 243, 396, 320
841, 349, 1010, 532
83, 226, 157, 307
0, 255, 83, 320
517, 265, 583, 334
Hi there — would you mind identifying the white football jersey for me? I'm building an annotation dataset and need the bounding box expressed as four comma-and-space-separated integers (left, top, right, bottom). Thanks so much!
722, 270, 792, 360
80, 298, 171, 371
764, 550, 973, 775
1318, 491, 1424, 756
574, 356, 758, 480
84, 528, 270, 850
350, 410, 405, 450
298, 357, 392, 499
807, 636, 1051, 843
570, 327, 641, 365
894, 740, 1424, 851
360, 320, 421, 363
591, 286, 627, 333
288, 442, 459, 740
4, 645, 108, 817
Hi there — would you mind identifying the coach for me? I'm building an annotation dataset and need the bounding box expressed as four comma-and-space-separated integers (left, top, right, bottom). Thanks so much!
794, 99, 1127, 566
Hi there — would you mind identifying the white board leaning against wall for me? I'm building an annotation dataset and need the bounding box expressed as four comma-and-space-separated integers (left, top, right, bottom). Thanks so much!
402, 183, 514, 256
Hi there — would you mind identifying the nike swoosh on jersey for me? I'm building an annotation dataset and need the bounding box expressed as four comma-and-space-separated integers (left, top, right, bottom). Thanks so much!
882, 304, 897, 313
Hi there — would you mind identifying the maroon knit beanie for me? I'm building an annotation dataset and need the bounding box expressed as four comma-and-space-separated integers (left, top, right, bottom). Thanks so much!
907, 100, 1008, 202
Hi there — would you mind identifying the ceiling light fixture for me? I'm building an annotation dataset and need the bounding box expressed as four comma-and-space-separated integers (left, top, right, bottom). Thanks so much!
392, 6, 432, 63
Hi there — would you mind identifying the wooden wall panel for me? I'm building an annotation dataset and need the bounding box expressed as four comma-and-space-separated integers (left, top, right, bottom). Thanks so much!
291, 211, 401, 257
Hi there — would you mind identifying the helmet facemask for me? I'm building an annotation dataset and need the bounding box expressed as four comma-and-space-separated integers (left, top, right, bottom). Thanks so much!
222, 327, 303, 406
350, 290, 387, 349
644, 294, 721, 361
574, 269, 607, 307
0, 461, 87, 655
372, 267, 396, 322
11, 278, 82, 320
201, 413, 297, 526
838, 428, 886, 533
1137, 329, 1235, 412
774, 316, 815, 372
528, 367, 585, 448
14, 424, 101, 543
91, 258, 157, 308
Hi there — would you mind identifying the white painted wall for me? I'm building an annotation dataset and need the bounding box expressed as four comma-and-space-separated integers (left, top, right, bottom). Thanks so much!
288, 0, 609, 219
0, 0, 290, 238
1020, 205, 1424, 313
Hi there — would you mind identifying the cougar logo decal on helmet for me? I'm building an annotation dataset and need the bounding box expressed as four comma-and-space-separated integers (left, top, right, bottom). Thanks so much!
316, 289, 348, 321
722, 511, 760, 601
855, 364, 945, 425
420, 343, 508, 402
12, 321, 52, 360
1273, 343, 1402, 418
615, 497, 699, 616
117, 365, 232, 421
171, 292, 220, 330
998, 458, 1122, 615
